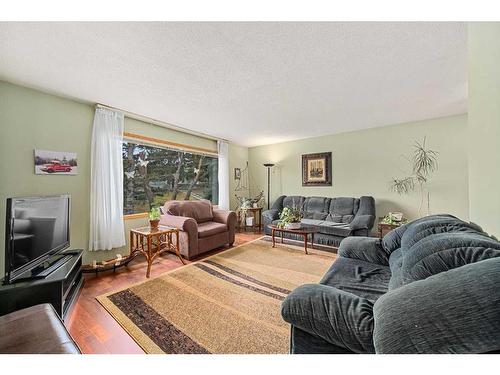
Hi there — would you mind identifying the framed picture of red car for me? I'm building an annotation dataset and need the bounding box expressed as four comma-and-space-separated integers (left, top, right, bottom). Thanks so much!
34, 149, 78, 175
302, 152, 332, 186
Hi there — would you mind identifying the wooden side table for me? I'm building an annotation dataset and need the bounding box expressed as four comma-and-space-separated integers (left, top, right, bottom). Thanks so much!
130, 225, 185, 278
237, 207, 262, 232
378, 222, 401, 238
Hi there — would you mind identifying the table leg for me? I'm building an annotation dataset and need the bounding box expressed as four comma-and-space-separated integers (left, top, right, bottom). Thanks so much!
272, 229, 276, 248
281, 231, 284, 244
311, 233, 314, 249
129, 231, 134, 255
304, 234, 308, 255
146, 236, 152, 278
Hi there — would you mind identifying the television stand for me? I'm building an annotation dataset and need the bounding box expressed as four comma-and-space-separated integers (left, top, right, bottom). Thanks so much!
0, 250, 83, 321
32, 254, 73, 278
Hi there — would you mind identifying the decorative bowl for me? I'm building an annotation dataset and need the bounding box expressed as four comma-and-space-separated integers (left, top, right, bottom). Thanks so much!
284, 222, 301, 230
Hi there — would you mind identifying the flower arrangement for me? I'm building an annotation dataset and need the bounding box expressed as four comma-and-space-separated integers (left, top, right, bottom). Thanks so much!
278, 203, 302, 229
380, 212, 408, 226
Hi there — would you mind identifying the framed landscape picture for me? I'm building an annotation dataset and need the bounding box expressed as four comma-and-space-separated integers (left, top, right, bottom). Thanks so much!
302, 152, 332, 186
34, 149, 78, 175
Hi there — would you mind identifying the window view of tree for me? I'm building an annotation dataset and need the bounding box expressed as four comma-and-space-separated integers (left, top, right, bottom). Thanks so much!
123, 142, 218, 214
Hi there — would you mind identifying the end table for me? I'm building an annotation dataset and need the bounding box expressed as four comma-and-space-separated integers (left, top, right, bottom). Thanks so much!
377, 222, 401, 238
237, 207, 262, 232
130, 225, 185, 278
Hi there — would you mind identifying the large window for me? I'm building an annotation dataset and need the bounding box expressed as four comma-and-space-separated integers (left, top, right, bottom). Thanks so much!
122, 141, 218, 215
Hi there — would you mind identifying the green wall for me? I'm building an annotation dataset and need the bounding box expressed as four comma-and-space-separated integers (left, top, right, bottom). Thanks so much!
0, 80, 223, 271
468, 23, 500, 237
248, 115, 469, 224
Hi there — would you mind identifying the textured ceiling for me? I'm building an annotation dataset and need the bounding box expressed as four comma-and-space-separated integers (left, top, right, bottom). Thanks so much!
0, 22, 467, 147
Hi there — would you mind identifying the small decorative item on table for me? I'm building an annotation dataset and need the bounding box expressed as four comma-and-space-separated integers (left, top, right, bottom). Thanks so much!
278, 203, 302, 230
148, 207, 160, 230
130, 225, 185, 278
378, 212, 408, 238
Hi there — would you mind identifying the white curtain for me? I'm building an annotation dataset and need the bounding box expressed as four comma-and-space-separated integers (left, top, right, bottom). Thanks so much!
217, 140, 230, 210
89, 107, 126, 251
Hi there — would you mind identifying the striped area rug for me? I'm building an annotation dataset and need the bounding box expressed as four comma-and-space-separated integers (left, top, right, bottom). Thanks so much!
96, 238, 336, 354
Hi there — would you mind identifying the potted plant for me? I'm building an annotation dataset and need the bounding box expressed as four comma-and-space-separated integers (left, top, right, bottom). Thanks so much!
390, 137, 439, 216
278, 203, 302, 230
149, 207, 160, 230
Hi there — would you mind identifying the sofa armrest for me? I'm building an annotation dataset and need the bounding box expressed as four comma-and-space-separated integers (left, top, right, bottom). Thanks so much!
271, 195, 286, 210
281, 284, 375, 353
338, 237, 389, 266
373, 257, 500, 353
349, 214, 374, 231
262, 209, 280, 223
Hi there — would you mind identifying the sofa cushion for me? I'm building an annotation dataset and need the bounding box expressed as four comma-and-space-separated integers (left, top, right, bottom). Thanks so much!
299, 218, 352, 237
400, 217, 485, 257
318, 222, 352, 237
329, 197, 356, 215
320, 257, 391, 301
388, 248, 404, 290
283, 196, 305, 210
302, 197, 330, 217
164, 199, 213, 223
281, 284, 376, 353
400, 232, 500, 285
197, 221, 227, 238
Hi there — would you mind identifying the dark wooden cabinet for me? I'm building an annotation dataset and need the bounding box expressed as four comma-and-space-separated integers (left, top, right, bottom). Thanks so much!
0, 250, 83, 321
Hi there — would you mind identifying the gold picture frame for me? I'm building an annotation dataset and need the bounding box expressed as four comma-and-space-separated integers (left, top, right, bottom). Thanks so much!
302, 152, 332, 186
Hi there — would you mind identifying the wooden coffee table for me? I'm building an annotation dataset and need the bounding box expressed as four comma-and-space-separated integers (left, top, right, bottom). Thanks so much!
268, 224, 319, 255
130, 225, 185, 278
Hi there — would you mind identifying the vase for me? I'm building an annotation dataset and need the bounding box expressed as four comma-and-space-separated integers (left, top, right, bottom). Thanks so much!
245, 216, 254, 226
149, 219, 160, 230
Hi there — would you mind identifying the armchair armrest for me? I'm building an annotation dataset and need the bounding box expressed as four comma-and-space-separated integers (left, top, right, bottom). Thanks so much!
373, 257, 500, 353
338, 237, 389, 266
160, 214, 198, 236
281, 284, 375, 353
212, 209, 237, 245
212, 209, 236, 226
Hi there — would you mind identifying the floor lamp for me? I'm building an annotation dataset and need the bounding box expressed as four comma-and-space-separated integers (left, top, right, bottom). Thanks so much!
263, 163, 275, 210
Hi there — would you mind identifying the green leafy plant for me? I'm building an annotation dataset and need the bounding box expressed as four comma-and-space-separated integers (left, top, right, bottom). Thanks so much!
278, 202, 302, 228
381, 213, 408, 225
149, 207, 161, 221
390, 137, 439, 216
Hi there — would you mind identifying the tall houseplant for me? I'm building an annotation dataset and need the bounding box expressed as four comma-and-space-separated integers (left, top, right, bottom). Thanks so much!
390, 137, 438, 216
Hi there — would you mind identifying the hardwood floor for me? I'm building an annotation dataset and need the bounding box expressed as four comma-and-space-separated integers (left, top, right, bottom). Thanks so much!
65, 231, 263, 354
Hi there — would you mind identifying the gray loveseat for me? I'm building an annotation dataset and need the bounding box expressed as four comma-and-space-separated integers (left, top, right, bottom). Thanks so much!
262, 195, 375, 247
281, 214, 500, 354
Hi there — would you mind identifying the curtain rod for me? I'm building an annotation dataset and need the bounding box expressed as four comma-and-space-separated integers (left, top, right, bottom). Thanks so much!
95, 103, 227, 143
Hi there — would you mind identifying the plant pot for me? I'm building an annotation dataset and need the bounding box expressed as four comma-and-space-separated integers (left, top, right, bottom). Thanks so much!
245, 216, 254, 226
149, 219, 160, 230
284, 222, 301, 230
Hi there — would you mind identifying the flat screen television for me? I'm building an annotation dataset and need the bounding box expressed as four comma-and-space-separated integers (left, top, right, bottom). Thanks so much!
4, 194, 71, 283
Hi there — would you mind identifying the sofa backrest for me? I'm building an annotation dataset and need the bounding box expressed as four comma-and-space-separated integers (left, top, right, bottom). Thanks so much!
384, 214, 500, 290
163, 199, 213, 223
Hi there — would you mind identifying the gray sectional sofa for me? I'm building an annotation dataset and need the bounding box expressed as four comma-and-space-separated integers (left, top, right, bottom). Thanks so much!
262, 195, 376, 247
281, 214, 500, 354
